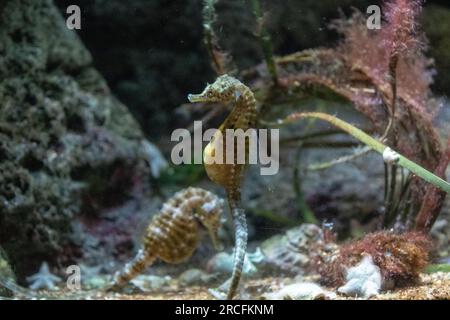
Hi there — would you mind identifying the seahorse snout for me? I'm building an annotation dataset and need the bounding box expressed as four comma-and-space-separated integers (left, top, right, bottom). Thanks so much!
187, 93, 204, 103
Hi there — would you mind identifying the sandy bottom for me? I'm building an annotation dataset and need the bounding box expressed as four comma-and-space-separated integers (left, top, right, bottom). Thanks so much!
66, 272, 449, 300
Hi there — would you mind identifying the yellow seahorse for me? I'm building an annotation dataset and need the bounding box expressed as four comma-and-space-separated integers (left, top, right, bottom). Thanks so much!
188, 74, 258, 299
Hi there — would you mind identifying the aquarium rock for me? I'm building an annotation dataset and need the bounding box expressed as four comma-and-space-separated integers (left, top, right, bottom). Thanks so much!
338, 255, 382, 298
83, 275, 111, 290
206, 248, 265, 277
0, 0, 153, 276
130, 275, 171, 292
0, 249, 15, 297
140, 140, 168, 178
26, 262, 62, 291
247, 247, 266, 264
178, 269, 217, 286
260, 224, 324, 275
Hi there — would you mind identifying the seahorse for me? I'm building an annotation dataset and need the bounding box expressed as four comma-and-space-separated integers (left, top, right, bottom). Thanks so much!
188, 74, 258, 299
0, 187, 224, 299
110, 187, 224, 289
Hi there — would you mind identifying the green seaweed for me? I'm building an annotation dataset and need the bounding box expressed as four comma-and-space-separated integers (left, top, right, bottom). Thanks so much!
158, 163, 206, 187
425, 264, 450, 274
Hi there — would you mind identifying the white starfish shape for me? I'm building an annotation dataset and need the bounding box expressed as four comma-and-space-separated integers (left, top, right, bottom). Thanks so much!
26, 262, 62, 291
338, 255, 382, 298
78, 263, 102, 277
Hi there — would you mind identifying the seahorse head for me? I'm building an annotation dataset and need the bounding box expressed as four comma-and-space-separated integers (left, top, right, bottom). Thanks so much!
188, 74, 242, 104
194, 196, 225, 250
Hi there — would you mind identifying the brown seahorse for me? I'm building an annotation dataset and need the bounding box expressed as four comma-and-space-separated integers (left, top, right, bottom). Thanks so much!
110, 187, 224, 290
188, 74, 258, 299
0, 187, 224, 299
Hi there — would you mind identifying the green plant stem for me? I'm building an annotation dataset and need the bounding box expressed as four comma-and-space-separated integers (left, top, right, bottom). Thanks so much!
250, 0, 278, 84
384, 164, 398, 226
202, 0, 225, 74
273, 112, 450, 194
293, 148, 317, 224
280, 129, 346, 143
383, 163, 389, 200
282, 140, 360, 149
393, 175, 412, 223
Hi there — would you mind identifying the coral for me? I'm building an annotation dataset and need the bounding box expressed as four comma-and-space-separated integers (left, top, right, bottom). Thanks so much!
337, 255, 382, 298
315, 231, 432, 288
26, 262, 62, 291
331, 1, 442, 188
0, 0, 153, 278
284, 4, 442, 172
110, 187, 224, 290
383, 0, 424, 57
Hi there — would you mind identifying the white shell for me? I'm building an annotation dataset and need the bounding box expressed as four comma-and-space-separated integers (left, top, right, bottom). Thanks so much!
382, 147, 400, 164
